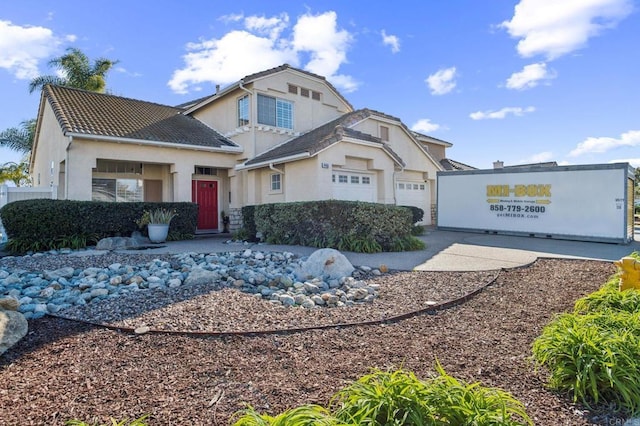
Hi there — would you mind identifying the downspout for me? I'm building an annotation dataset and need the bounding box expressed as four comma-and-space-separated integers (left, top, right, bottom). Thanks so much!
65, 136, 72, 200
393, 165, 405, 205
269, 163, 285, 175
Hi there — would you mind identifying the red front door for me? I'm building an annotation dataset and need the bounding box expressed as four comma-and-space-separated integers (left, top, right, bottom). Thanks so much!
192, 180, 218, 230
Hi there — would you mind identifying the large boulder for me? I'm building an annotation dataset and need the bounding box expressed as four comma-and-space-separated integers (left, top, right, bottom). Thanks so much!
96, 237, 139, 251
295, 248, 355, 281
1, 298, 28, 356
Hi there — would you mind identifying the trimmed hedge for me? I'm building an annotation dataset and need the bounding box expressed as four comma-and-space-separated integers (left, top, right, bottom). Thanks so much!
248, 200, 424, 253
0, 199, 198, 253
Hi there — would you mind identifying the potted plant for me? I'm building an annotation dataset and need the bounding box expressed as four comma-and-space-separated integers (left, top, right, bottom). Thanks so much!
136, 208, 177, 243
221, 210, 230, 233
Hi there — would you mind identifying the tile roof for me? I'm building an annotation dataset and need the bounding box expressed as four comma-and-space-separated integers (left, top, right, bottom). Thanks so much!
241, 64, 354, 110
244, 109, 404, 167
440, 158, 477, 171
184, 63, 354, 114
43, 85, 239, 149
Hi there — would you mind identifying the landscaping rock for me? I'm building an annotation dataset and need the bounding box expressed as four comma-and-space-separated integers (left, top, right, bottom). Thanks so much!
96, 237, 139, 251
0, 308, 28, 355
295, 248, 355, 281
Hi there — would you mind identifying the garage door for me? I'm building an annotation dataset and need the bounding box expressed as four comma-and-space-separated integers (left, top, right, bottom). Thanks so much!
396, 181, 430, 223
332, 171, 376, 202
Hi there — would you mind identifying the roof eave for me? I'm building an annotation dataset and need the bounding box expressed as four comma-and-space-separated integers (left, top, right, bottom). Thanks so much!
65, 132, 243, 153
236, 152, 311, 171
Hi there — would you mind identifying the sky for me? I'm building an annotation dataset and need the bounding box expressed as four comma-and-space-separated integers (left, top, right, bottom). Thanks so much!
1, 0, 639, 171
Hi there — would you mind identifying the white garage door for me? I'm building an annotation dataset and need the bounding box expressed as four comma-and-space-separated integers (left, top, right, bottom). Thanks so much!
396, 181, 430, 223
332, 171, 376, 202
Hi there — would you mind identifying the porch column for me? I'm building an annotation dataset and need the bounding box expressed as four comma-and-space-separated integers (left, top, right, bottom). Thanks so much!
170, 163, 193, 202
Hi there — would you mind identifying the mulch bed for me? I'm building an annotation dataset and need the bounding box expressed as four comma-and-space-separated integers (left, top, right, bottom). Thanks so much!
0, 258, 621, 425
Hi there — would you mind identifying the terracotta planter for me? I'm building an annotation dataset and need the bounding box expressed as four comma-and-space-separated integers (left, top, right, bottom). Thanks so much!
147, 224, 169, 243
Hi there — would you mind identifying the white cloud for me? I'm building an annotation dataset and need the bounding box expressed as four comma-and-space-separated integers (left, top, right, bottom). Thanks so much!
0, 20, 67, 79
411, 118, 440, 134
505, 62, 556, 90
569, 130, 640, 157
500, 0, 633, 60
519, 151, 554, 164
169, 11, 357, 94
469, 106, 535, 120
245, 13, 289, 40
381, 30, 400, 53
292, 11, 353, 83
426, 67, 457, 95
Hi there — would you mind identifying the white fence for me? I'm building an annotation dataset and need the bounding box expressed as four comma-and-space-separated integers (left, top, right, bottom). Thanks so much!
0, 185, 57, 243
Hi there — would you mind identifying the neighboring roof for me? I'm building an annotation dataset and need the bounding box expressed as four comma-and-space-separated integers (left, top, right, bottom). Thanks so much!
242, 109, 404, 168
174, 94, 212, 110
411, 131, 453, 147
42, 85, 239, 149
502, 161, 558, 169
184, 63, 354, 115
440, 158, 477, 171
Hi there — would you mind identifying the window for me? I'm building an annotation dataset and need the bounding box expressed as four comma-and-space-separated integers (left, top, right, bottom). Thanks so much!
362, 176, 371, 185
398, 183, 405, 190
288, 84, 298, 94
338, 175, 348, 183
380, 125, 389, 141
300, 87, 309, 97
351, 176, 360, 184
270, 173, 281, 191
311, 91, 321, 101
238, 95, 249, 127
194, 166, 217, 176
92, 178, 143, 202
93, 160, 142, 174
257, 94, 293, 129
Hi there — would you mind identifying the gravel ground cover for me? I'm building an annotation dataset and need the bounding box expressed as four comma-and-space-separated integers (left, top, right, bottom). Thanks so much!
0, 253, 620, 425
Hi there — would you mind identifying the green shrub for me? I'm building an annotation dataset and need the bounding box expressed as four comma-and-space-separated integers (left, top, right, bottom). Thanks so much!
532, 310, 640, 414
400, 205, 424, 224
251, 200, 417, 253
533, 267, 640, 417
0, 199, 197, 254
231, 405, 345, 426
331, 366, 532, 425
239, 205, 258, 242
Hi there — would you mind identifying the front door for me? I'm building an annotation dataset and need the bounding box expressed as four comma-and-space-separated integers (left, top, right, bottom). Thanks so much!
192, 180, 218, 230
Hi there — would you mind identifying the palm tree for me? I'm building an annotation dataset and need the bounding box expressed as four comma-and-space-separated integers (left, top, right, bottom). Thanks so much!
0, 162, 31, 187
28, 47, 119, 93
0, 119, 36, 153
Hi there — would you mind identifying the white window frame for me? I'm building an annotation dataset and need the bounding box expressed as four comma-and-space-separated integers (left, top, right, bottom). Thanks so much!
257, 94, 293, 130
270, 173, 282, 192
238, 95, 249, 127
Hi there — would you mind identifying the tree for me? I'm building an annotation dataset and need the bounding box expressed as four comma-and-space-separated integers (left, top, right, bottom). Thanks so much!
28, 47, 119, 94
0, 162, 31, 187
0, 119, 36, 153
635, 167, 640, 199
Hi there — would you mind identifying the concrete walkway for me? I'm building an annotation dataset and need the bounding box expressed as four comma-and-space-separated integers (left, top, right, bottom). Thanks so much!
124, 226, 640, 272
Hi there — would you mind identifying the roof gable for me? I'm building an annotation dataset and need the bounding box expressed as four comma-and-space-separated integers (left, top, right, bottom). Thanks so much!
42, 85, 239, 149
242, 109, 404, 168
184, 63, 354, 115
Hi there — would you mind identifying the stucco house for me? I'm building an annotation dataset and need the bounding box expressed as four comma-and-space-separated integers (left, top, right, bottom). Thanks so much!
30, 64, 455, 232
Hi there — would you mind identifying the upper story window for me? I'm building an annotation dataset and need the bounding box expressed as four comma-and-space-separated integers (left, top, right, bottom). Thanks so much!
257, 94, 293, 130
238, 95, 249, 127
288, 84, 298, 94
380, 125, 389, 141
311, 91, 321, 101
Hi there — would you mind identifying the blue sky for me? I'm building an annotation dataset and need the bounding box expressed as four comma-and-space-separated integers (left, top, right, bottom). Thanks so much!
1, 0, 639, 170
